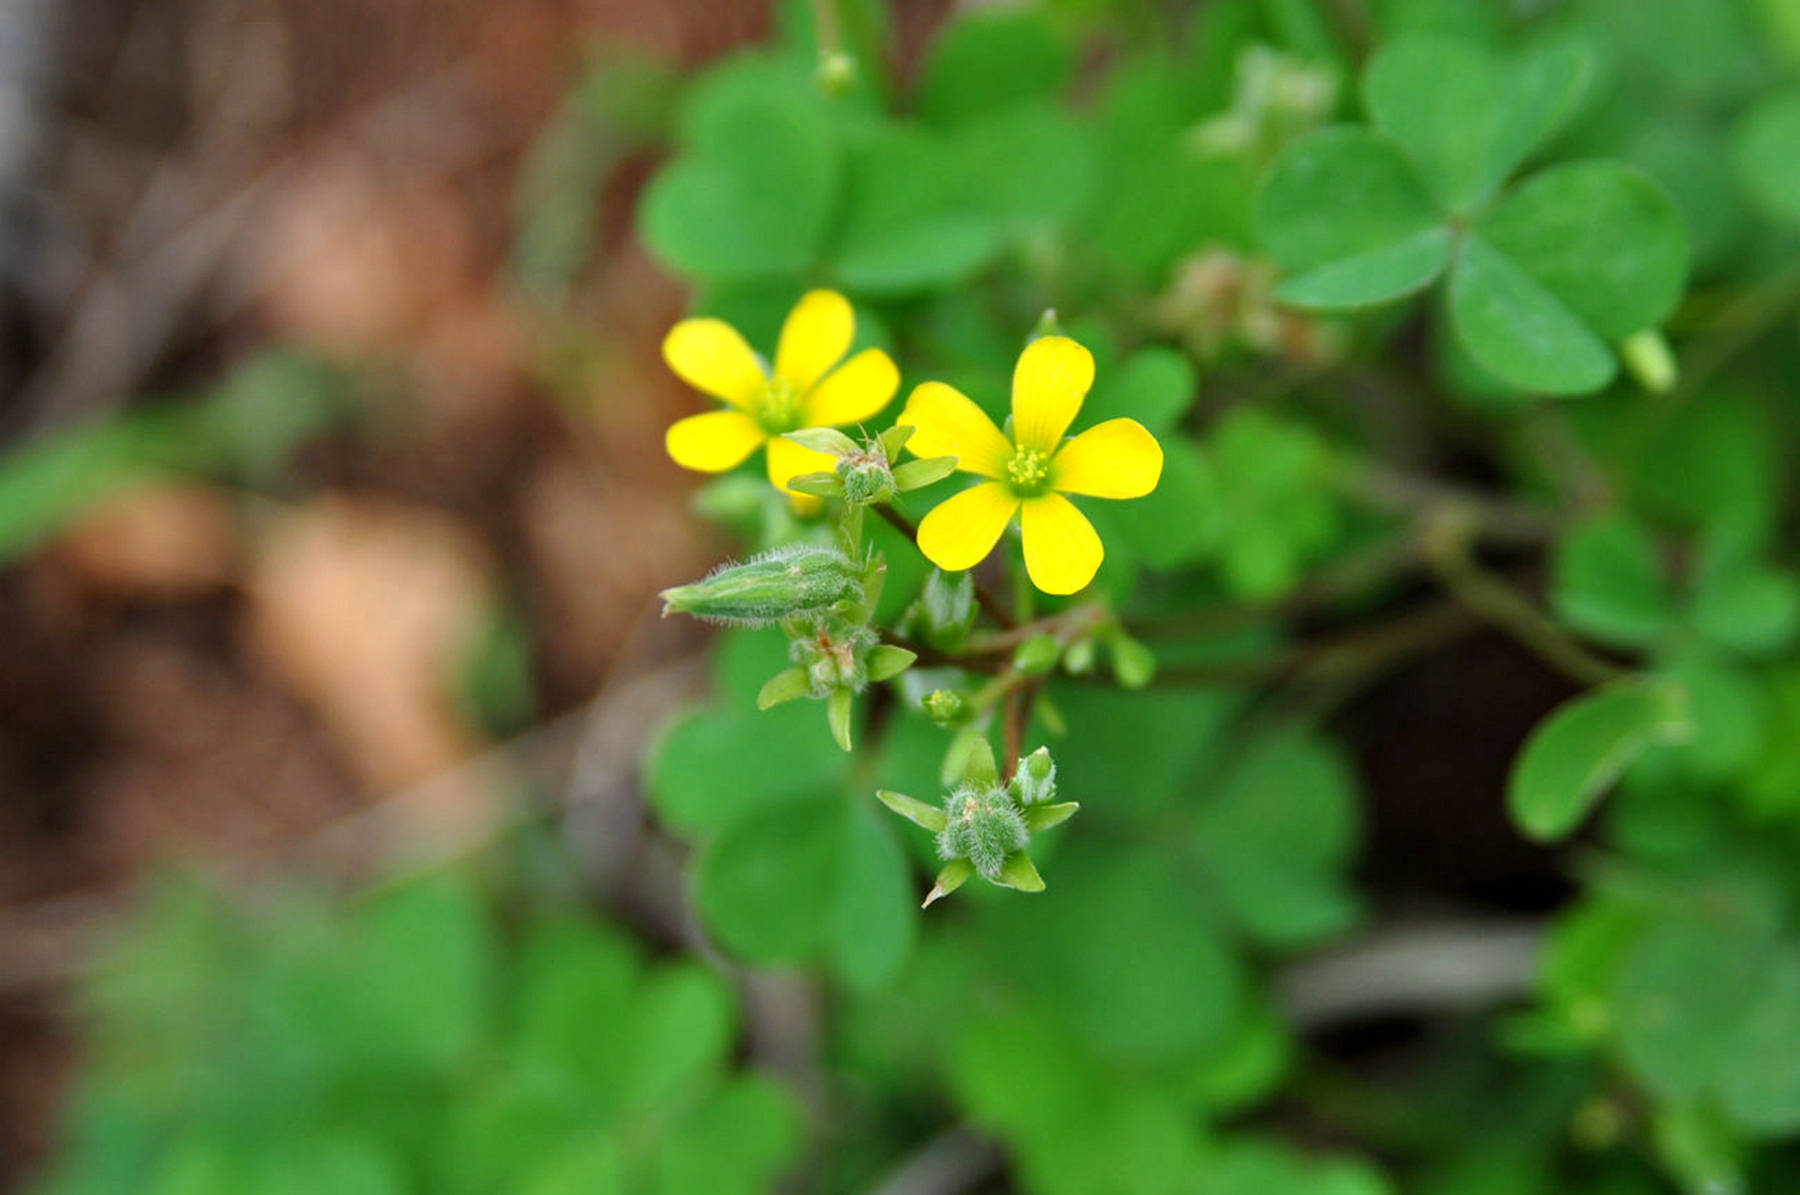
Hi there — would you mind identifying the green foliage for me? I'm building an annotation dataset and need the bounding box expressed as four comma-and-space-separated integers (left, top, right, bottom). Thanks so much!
37, 876, 802, 1195
1258, 34, 1693, 395
41, 2, 1800, 1193
1507, 680, 1691, 841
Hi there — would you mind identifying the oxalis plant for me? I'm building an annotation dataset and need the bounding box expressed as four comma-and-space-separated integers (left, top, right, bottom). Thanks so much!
659, 289, 1158, 900
613, 1, 1800, 1190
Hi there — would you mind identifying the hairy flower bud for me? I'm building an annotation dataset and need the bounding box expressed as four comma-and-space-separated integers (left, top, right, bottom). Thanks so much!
1009, 746, 1057, 806
787, 617, 879, 695
660, 546, 860, 626
837, 451, 896, 506
936, 784, 1029, 880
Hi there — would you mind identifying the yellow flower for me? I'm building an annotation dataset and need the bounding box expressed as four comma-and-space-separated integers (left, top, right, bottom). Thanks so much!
663, 290, 900, 502
899, 336, 1163, 595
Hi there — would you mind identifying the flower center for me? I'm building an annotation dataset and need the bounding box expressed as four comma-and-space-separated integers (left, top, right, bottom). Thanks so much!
1004, 445, 1053, 496
756, 376, 805, 434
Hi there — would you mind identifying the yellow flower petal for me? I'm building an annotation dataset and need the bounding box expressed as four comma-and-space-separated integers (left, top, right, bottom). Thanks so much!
1020, 494, 1103, 595
663, 319, 767, 407
766, 433, 837, 494
806, 348, 899, 427
775, 290, 854, 392
898, 382, 1012, 479
917, 482, 1020, 572
1052, 418, 1164, 498
1011, 336, 1095, 453
666, 410, 767, 473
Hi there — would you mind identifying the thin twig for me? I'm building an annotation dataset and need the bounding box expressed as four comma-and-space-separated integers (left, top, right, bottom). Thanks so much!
1423, 514, 1628, 690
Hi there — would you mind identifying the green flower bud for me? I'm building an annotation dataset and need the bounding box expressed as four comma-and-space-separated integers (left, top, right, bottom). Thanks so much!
936, 784, 1030, 881
1008, 746, 1057, 806
837, 451, 896, 506
817, 50, 857, 96
1108, 630, 1157, 688
660, 545, 860, 626
787, 617, 879, 695
907, 569, 975, 651
1012, 634, 1060, 676
1621, 328, 1677, 394
922, 688, 969, 726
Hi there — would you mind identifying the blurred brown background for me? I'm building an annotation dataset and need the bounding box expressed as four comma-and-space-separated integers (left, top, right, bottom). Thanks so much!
0, 0, 933, 1181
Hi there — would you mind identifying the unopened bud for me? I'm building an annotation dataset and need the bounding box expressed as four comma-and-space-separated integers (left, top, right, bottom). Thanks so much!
1009, 747, 1057, 805
660, 545, 860, 625
1620, 328, 1677, 394
837, 451, 896, 506
1013, 634, 1060, 676
788, 617, 878, 695
923, 688, 969, 725
937, 784, 1029, 880
817, 50, 856, 96
911, 569, 975, 651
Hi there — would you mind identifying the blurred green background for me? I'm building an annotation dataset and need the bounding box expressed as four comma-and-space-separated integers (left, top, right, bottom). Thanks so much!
4, 1, 1800, 1192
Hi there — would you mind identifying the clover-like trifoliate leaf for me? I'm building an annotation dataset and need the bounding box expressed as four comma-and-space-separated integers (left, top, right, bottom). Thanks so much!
1256, 127, 1450, 310
1362, 36, 1590, 215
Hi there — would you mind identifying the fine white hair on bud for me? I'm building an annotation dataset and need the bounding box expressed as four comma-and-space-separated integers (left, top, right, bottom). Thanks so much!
936, 783, 1029, 880
658, 545, 860, 626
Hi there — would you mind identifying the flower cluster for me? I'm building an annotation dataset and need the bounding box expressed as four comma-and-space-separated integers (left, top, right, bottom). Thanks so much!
663, 291, 1163, 596
658, 289, 1159, 900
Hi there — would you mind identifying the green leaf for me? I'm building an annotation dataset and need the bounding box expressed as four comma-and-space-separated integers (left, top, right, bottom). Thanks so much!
913, 8, 1072, 127
829, 798, 917, 990
866, 645, 917, 683
1551, 513, 1676, 648
647, 703, 845, 836
982, 850, 1246, 1064
960, 736, 1000, 788
1719, 952, 1800, 1134
1023, 802, 1079, 833
1733, 88, 1800, 225
995, 853, 1046, 893
350, 877, 496, 1073
653, 1074, 804, 1194
1197, 731, 1364, 947
513, 921, 640, 1099
639, 77, 838, 281
924, 858, 974, 906
1506, 680, 1692, 841
520, 1137, 627, 1195
1076, 347, 1197, 434
826, 687, 855, 751
1278, 228, 1453, 310
876, 789, 948, 833
1448, 233, 1615, 396
694, 799, 841, 962
620, 963, 735, 1112
948, 101, 1096, 235
1474, 160, 1688, 342
1257, 127, 1448, 310
756, 667, 811, 710
1693, 566, 1800, 656
829, 123, 999, 295
892, 456, 957, 491
1361, 36, 1590, 213
1614, 917, 1775, 1101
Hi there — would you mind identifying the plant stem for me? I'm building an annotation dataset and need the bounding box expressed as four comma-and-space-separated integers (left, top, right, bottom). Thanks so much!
1423, 512, 1628, 689
1334, 457, 1556, 545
